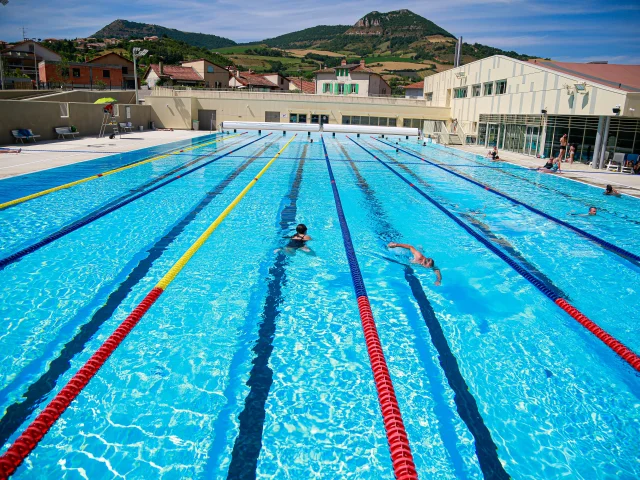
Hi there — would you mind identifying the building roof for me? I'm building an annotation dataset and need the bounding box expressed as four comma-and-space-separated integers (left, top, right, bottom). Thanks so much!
316, 63, 374, 74
288, 77, 315, 93
0, 40, 61, 59
88, 52, 134, 65
529, 60, 640, 93
146, 64, 203, 82
234, 73, 279, 88
402, 80, 424, 90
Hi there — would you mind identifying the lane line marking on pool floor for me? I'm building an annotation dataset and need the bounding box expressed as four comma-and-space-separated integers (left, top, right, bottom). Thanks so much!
376, 138, 640, 264
0, 134, 268, 271
349, 136, 640, 373
0, 135, 296, 479
321, 136, 418, 480
0, 133, 242, 210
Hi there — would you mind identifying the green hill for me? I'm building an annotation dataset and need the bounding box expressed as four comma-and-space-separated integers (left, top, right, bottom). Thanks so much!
259, 25, 351, 48
93, 19, 236, 50
346, 9, 454, 38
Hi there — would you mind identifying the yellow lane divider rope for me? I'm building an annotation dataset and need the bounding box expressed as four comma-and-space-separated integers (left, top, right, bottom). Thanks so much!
0, 133, 240, 210
156, 134, 296, 290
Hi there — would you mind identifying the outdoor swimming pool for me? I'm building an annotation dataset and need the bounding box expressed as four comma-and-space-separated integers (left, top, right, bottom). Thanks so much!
0, 131, 638, 479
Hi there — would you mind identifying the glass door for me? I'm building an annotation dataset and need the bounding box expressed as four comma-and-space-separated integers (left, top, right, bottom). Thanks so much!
524, 126, 540, 156
487, 124, 499, 147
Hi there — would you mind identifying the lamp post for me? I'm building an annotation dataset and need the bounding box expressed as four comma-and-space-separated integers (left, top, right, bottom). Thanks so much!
33, 40, 39, 90
132, 47, 148, 105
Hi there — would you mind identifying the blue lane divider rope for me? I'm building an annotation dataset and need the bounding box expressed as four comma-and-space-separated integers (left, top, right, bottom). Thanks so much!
375, 138, 640, 264
0, 134, 271, 270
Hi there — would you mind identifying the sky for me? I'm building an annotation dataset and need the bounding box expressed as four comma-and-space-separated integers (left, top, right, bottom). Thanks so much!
1, 0, 639, 63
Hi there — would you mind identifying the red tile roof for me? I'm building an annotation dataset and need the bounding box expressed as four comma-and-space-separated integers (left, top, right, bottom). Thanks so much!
530, 60, 640, 92
88, 52, 133, 65
403, 80, 424, 90
148, 64, 203, 82
235, 73, 279, 88
288, 78, 316, 93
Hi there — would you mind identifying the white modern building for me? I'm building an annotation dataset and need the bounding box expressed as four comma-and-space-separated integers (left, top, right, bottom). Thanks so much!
423, 55, 640, 166
315, 60, 391, 97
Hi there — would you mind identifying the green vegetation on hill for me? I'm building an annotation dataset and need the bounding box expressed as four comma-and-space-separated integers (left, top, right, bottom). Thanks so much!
94, 19, 235, 50
347, 9, 454, 38
260, 25, 351, 48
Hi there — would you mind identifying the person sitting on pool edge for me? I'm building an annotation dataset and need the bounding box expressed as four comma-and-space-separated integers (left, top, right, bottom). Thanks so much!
487, 146, 500, 161
285, 223, 313, 254
387, 242, 442, 285
604, 184, 621, 197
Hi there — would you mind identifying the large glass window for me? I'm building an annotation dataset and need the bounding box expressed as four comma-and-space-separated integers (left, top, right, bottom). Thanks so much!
478, 123, 487, 145
311, 114, 319, 124
337, 83, 345, 95
483, 82, 493, 95
389, 118, 397, 127
496, 80, 507, 95
472, 84, 481, 97
290, 114, 298, 123
342, 115, 351, 125
425, 92, 433, 101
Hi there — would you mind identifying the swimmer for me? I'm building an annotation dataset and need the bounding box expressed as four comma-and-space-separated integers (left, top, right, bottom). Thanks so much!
570, 207, 597, 216
0, 148, 22, 154
388, 242, 442, 285
285, 223, 313, 255
604, 184, 621, 197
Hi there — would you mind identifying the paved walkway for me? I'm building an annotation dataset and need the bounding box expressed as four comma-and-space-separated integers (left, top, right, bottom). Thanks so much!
0, 130, 212, 180
454, 144, 640, 198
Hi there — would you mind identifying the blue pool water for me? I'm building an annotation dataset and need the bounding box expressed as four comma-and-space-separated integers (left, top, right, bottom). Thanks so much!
0, 132, 638, 479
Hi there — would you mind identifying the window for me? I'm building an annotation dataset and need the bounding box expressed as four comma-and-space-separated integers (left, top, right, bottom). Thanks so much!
483, 82, 493, 95
60, 103, 69, 118
496, 80, 507, 95
342, 115, 351, 125
453, 87, 468, 99
126, 106, 131, 119
265, 111, 280, 122
337, 83, 345, 94
207, 65, 214, 73
113, 104, 120, 117
311, 114, 319, 124
323, 83, 330, 93
103, 69, 110, 78
280, 77, 283, 84
290, 113, 298, 123
72, 68, 80, 78
382, 88, 387, 95
425, 92, 433, 101
122, 66, 129, 74
388, 118, 397, 127
369, 117, 379, 126
351, 84, 359, 94
298, 114, 307, 123
472, 84, 481, 97
402, 118, 423, 128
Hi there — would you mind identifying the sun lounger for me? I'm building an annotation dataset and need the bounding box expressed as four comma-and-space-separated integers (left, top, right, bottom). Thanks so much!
11, 129, 40, 143
119, 123, 133, 133
621, 153, 638, 174
55, 127, 80, 139
606, 152, 625, 172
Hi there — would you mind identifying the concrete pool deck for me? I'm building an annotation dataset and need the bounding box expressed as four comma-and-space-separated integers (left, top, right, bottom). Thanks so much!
0, 130, 213, 180
452, 144, 640, 198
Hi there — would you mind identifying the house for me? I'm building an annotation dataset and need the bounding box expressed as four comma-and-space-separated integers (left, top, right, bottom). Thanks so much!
0, 40, 61, 84
181, 59, 230, 89
253, 73, 289, 90
144, 63, 205, 88
403, 80, 424, 99
228, 69, 281, 91
315, 59, 391, 97
39, 60, 124, 89
144, 36, 160, 42
88, 52, 135, 89
288, 77, 315, 94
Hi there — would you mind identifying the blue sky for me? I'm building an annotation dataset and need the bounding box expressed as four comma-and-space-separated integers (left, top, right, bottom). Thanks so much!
1, 0, 639, 63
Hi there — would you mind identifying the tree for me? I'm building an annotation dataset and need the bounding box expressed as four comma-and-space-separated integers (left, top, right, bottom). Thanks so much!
55, 58, 70, 87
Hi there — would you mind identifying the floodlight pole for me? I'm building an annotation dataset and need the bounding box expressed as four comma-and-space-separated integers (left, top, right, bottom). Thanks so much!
132, 47, 148, 105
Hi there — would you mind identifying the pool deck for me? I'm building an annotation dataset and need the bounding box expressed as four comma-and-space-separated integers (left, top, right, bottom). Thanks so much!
453, 144, 640, 198
0, 130, 212, 180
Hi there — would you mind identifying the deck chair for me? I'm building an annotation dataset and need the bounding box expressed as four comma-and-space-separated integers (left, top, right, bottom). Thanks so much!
606, 152, 625, 172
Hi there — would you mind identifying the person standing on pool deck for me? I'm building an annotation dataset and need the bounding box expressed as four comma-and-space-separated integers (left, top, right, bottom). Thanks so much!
388, 242, 442, 285
558, 134, 568, 162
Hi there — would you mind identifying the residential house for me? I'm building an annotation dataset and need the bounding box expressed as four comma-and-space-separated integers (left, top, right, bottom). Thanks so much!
228, 69, 281, 91
144, 63, 205, 88
144, 36, 160, 42
403, 80, 424, 99
0, 40, 61, 84
181, 59, 230, 88
88, 52, 136, 89
288, 77, 315, 94
39, 60, 124, 89
315, 59, 391, 97
253, 73, 289, 90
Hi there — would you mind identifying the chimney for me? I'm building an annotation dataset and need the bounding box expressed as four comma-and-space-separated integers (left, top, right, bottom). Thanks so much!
159, 61, 163, 75
360, 59, 366, 67
341, 59, 347, 66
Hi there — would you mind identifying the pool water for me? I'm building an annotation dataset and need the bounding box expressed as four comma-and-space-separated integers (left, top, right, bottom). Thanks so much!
0, 132, 638, 479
